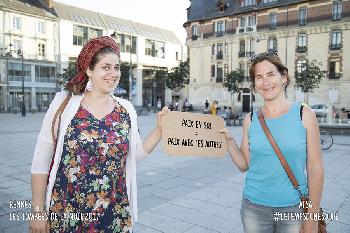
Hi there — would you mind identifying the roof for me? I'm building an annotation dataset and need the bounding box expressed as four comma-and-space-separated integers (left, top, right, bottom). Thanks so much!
53, 2, 105, 28
187, 0, 309, 23
54, 2, 181, 44
0, 0, 57, 18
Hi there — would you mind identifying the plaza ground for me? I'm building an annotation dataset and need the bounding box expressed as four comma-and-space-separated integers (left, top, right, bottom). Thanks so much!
0, 112, 349, 233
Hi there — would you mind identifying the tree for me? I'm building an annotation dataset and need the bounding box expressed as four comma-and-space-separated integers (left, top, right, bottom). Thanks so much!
57, 63, 77, 88
165, 59, 190, 91
294, 60, 326, 103
119, 62, 131, 96
223, 69, 245, 106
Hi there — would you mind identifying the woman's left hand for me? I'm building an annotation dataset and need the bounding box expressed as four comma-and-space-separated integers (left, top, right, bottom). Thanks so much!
301, 219, 318, 233
156, 106, 170, 131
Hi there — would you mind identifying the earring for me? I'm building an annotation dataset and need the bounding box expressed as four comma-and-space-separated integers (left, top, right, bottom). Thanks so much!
86, 79, 93, 91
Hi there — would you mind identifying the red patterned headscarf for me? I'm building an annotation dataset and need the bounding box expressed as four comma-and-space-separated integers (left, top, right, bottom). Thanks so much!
66, 36, 120, 94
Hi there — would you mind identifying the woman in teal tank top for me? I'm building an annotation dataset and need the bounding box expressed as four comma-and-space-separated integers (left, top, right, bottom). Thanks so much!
219, 52, 324, 233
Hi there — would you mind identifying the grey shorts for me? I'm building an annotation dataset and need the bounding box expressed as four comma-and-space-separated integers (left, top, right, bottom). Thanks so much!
240, 198, 303, 233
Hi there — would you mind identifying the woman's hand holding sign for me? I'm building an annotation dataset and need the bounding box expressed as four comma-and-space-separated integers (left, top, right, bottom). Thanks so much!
219, 119, 250, 173
142, 106, 170, 154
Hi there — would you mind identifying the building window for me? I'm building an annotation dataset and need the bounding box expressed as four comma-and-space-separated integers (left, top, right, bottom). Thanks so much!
37, 21, 45, 33
211, 65, 215, 77
216, 66, 223, 82
297, 34, 307, 53
38, 43, 46, 57
218, 2, 225, 12
145, 39, 165, 58
8, 63, 31, 82
12, 16, 21, 29
269, 13, 277, 30
299, 8, 307, 26
241, 0, 256, 7
263, 0, 278, 3
240, 17, 246, 27
176, 52, 179, 60
248, 16, 256, 26
239, 40, 245, 57
35, 66, 56, 83
217, 43, 223, 59
124, 35, 137, 53
192, 25, 198, 40
73, 25, 102, 46
216, 21, 225, 37
13, 39, 22, 54
330, 31, 342, 50
332, 1, 342, 21
73, 25, 85, 45
329, 58, 341, 79
268, 37, 277, 52
212, 44, 215, 55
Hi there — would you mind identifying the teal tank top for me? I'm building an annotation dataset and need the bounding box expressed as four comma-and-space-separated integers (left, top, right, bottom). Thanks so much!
243, 102, 308, 207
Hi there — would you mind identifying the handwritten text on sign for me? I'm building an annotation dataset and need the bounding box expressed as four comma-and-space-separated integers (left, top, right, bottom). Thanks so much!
162, 112, 227, 157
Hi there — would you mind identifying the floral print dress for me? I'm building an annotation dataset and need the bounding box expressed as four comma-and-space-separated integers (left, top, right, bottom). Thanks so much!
49, 104, 131, 233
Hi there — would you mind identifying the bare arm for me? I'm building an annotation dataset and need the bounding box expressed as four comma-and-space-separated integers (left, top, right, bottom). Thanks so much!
142, 107, 169, 154
304, 107, 324, 212
30, 174, 50, 233
302, 107, 324, 232
31, 174, 48, 211
220, 114, 251, 172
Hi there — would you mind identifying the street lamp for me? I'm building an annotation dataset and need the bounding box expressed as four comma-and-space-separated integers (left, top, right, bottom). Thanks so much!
19, 50, 26, 116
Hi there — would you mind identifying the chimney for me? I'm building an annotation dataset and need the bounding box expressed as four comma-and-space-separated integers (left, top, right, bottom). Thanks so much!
39, 0, 53, 9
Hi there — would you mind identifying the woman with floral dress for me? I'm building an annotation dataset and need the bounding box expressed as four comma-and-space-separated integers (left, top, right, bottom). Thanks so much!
30, 36, 169, 233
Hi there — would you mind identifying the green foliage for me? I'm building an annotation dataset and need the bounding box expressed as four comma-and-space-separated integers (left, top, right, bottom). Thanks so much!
294, 60, 325, 94
223, 69, 245, 94
165, 59, 190, 91
57, 63, 77, 87
119, 62, 130, 96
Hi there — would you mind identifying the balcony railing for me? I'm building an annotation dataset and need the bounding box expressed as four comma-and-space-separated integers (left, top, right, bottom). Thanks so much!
296, 46, 308, 53
332, 13, 342, 21
238, 51, 245, 58
216, 31, 225, 37
246, 51, 255, 58
216, 52, 223, 60
299, 19, 307, 26
257, 13, 348, 31
329, 44, 342, 50
329, 73, 340, 79
269, 24, 277, 30
201, 29, 236, 40
203, 32, 214, 39
237, 25, 256, 34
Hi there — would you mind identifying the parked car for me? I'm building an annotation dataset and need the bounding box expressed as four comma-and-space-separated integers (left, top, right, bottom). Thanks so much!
311, 104, 329, 117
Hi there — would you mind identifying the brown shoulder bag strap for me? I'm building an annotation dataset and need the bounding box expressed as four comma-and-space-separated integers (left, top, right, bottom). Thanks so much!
48, 93, 72, 182
257, 109, 304, 199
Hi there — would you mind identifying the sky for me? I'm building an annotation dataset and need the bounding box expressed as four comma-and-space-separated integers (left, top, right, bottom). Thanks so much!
55, 0, 190, 45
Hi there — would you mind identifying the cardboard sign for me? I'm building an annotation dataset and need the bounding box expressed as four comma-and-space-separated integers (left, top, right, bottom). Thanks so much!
162, 111, 227, 157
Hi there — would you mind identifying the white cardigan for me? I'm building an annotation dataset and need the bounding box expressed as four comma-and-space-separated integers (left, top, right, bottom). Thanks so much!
31, 91, 148, 224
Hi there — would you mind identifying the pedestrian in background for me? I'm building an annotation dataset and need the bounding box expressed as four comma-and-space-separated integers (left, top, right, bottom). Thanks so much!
209, 101, 218, 115
220, 51, 324, 233
203, 100, 210, 114
30, 36, 169, 233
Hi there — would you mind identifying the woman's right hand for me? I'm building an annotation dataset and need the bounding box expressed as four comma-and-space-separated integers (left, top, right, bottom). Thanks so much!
29, 218, 49, 233
219, 128, 235, 142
